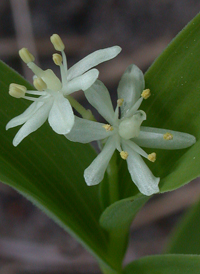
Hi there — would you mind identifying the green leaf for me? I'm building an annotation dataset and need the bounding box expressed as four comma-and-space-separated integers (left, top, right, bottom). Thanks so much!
165, 198, 200, 254
0, 62, 117, 269
100, 194, 148, 232
119, 13, 200, 198
99, 194, 148, 265
124, 255, 200, 274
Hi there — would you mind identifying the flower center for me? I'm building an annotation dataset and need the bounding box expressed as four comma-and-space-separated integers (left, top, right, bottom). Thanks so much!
28, 63, 62, 92
118, 110, 146, 139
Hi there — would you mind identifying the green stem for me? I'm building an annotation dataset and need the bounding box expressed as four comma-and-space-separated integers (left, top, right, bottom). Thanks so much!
67, 95, 95, 120
106, 152, 119, 204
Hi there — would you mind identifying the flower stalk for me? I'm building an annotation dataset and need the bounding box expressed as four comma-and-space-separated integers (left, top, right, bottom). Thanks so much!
67, 95, 95, 121
107, 152, 119, 204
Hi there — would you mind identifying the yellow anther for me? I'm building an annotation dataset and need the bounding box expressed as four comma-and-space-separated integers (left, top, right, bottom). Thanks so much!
163, 132, 173, 140
19, 48, 35, 64
148, 152, 156, 162
52, 53, 63, 66
9, 83, 26, 98
33, 77, 47, 91
50, 34, 65, 51
141, 89, 151, 99
102, 124, 114, 131
120, 151, 128, 160
117, 98, 124, 107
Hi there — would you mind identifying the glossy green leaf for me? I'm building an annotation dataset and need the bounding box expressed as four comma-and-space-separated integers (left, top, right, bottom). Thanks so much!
124, 255, 200, 274
165, 198, 200, 254
118, 13, 200, 198
0, 62, 118, 269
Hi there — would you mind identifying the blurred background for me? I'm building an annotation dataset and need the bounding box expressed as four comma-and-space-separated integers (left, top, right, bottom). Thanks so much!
0, 0, 200, 273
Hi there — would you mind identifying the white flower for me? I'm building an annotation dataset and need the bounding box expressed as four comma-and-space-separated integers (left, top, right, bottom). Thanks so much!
6, 34, 121, 146
66, 65, 196, 196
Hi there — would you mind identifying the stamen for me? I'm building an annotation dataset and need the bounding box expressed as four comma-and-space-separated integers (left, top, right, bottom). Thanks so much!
141, 89, 151, 99
9, 83, 26, 98
117, 98, 124, 107
33, 77, 47, 91
103, 124, 114, 131
148, 152, 156, 162
163, 132, 173, 140
28, 62, 62, 91
53, 53, 63, 66
19, 48, 35, 64
24, 96, 41, 102
120, 151, 128, 160
50, 34, 65, 51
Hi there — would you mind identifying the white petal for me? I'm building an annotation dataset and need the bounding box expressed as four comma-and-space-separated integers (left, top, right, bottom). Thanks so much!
64, 69, 99, 95
134, 126, 196, 149
6, 101, 44, 130
125, 139, 148, 158
13, 99, 53, 146
67, 46, 122, 80
84, 80, 115, 124
65, 116, 113, 143
84, 137, 116, 186
123, 141, 160, 196
48, 94, 74, 134
117, 64, 145, 118
124, 97, 143, 118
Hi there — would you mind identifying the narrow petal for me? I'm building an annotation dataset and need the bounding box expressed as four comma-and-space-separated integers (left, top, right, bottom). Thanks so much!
134, 126, 196, 149
84, 137, 116, 186
48, 94, 74, 134
123, 141, 160, 196
13, 99, 53, 146
117, 64, 145, 118
65, 116, 113, 143
84, 80, 115, 124
6, 101, 44, 130
64, 69, 99, 95
124, 97, 143, 118
67, 46, 122, 81
125, 139, 148, 158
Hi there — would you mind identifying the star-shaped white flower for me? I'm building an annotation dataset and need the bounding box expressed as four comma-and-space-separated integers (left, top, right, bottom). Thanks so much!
66, 65, 196, 196
6, 34, 121, 146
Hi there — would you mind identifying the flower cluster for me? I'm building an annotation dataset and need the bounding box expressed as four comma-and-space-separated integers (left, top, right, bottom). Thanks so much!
66, 65, 196, 195
6, 36, 196, 196
6, 34, 121, 146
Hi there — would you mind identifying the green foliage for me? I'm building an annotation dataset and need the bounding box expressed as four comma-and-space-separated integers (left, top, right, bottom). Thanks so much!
100, 194, 148, 232
124, 255, 200, 274
165, 197, 200, 254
